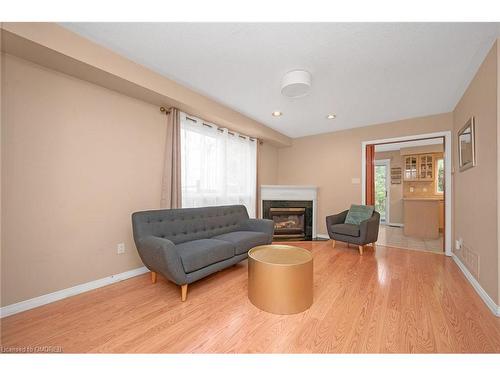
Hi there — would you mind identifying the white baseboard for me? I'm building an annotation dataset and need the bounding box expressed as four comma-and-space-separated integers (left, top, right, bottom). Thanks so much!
452, 254, 500, 317
386, 222, 404, 227
0, 266, 149, 318
316, 233, 330, 240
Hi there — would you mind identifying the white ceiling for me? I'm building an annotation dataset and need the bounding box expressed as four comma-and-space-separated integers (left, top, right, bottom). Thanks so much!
61, 23, 500, 138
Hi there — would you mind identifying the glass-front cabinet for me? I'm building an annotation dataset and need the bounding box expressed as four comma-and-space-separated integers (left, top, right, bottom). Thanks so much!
418, 154, 434, 180
404, 154, 434, 181
404, 155, 418, 180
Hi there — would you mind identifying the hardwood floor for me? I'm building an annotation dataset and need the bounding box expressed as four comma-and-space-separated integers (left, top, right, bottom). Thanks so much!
1, 241, 499, 353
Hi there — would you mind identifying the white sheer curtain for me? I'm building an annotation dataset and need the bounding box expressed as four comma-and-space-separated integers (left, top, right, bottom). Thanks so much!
180, 112, 257, 217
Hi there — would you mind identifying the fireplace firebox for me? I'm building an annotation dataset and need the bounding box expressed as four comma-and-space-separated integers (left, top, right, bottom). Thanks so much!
263, 200, 313, 241
269, 207, 306, 240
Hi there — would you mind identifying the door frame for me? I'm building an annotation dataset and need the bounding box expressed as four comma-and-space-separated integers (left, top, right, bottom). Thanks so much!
361, 131, 452, 256
374, 159, 391, 224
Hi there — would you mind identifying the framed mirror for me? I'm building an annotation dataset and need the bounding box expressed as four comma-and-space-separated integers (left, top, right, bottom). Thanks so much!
458, 117, 476, 172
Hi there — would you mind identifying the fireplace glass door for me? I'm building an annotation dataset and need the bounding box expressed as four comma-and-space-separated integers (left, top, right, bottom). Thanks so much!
269, 207, 306, 240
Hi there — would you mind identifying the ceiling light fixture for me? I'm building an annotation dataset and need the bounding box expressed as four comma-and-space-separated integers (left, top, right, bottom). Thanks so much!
281, 70, 312, 98
327, 114, 336, 119
272, 111, 282, 117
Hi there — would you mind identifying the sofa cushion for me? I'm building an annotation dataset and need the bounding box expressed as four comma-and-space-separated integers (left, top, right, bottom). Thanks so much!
330, 223, 360, 237
176, 239, 235, 273
132, 205, 249, 245
344, 204, 374, 225
212, 231, 270, 255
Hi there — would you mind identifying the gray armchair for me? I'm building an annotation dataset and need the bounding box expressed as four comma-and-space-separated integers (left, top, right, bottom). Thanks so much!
326, 209, 380, 255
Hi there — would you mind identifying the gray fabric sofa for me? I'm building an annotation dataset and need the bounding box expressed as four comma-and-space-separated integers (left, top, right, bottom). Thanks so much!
326, 210, 380, 255
132, 205, 274, 301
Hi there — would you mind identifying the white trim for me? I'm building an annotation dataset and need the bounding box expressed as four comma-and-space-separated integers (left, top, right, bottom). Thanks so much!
362, 131, 452, 256
316, 233, 330, 240
452, 254, 500, 317
0, 266, 149, 318
374, 158, 391, 223
386, 222, 404, 227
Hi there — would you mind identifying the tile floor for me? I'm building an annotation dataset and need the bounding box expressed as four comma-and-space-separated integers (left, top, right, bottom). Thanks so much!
377, 224, 444, 253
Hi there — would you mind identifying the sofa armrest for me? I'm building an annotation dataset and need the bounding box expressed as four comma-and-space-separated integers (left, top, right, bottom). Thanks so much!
239, 218, 274, 240
326, 210, 349, 227
359, 212, 380, 244
136, 236, 187, 285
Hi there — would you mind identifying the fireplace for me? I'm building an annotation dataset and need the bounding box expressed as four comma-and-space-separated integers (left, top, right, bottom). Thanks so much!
262, 200, 313, 241
269, 207, 306, 240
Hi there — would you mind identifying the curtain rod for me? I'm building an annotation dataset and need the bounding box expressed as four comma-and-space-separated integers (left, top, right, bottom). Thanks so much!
186, 116, 256, 142
159, 106, 259, 143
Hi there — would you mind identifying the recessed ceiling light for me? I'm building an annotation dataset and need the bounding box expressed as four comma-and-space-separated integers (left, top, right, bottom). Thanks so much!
327, 114, 336, 119
272, 111, 282, 117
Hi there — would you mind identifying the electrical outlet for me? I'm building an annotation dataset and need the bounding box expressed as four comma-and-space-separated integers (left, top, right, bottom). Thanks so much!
117, 243, 126, 254
409, 187, 414, 193
455, 238, 463, 250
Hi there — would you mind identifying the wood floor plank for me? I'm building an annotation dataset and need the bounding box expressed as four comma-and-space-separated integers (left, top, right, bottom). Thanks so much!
1, 241, 499, 353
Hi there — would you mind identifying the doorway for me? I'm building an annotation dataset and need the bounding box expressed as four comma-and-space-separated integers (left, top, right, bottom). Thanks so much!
361, 131, 452, 256
374, 159, 390, 224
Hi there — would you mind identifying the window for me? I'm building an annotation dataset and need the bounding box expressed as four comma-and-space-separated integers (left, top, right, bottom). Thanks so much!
180, 113, 257, 217
436, 158, 444, 194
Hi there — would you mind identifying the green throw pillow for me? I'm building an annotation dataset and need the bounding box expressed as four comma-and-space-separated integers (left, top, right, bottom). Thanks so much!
344, 204, 374, 225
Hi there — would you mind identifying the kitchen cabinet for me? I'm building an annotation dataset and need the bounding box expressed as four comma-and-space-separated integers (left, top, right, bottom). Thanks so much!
404, 155, 418, 180
404, 154, 434, 181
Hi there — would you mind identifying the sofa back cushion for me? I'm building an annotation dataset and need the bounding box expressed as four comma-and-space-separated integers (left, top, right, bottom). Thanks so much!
132, 205, 249, 244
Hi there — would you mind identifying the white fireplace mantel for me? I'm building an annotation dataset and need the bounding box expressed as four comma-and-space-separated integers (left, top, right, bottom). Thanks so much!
260, 185, 318, 238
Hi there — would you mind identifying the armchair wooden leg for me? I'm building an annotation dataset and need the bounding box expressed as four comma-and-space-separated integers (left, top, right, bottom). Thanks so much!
358, 245, 364, 255
181, 284, 188, 302
151, 271, 157, 284
331, 240, 336, 249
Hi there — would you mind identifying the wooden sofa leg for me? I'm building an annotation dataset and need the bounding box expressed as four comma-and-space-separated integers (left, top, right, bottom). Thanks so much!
331, 240, 336, 249
372, 242, 376, 250
151, 271, 157, 284
181, 284, 188, 302
358, 245, 364, 255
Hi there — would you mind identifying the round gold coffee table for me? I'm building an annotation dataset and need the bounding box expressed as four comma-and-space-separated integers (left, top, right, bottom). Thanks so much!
248, 244, 313, 315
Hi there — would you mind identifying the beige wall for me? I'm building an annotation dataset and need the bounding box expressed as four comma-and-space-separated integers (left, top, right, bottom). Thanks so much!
258, 142, 279, 186
400, 144, 444, 155
498, 39, 500, 305
1, 54, 166, 306
0, 30, 4, 305
452, 41, 499, 304
1, 54, 284, 307
277, 112, 453, 235
256, 141, 279, 217
374, 151, 404, 223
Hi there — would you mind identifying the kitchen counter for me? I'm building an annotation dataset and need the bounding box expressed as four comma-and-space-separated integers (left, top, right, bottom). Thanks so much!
403, 199, 442, 239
